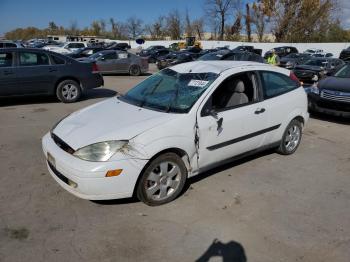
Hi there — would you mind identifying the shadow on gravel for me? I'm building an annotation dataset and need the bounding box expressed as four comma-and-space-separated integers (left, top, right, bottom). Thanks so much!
0, 88, 117, 107
310, 111, 350, 125
196, 239, 247, 262
185, 148, 276, 192
91, 197, 139, 206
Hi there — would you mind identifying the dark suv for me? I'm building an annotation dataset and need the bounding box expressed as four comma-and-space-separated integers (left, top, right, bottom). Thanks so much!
339, 46, 350, 61
0, 48, 103, 103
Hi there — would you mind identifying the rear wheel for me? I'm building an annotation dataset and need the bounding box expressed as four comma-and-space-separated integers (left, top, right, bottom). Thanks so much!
56, 80, 81, 103
129, 65, 141, 76
136, 153, 187, 206
277, 119, 302, 155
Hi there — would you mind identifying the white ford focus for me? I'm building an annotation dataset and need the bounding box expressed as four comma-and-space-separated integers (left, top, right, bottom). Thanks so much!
42, 61, 309, 205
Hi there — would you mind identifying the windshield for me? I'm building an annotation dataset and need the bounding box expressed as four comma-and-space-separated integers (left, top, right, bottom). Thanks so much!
305, 49, 315, 53
334, 64, 350, 78
119, 68, 218, 113
304, 59, 327, 67
57, 43, 65, 47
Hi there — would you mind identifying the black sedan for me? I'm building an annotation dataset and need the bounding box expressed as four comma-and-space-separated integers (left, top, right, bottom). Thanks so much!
293, 58, 344, 85
198, 50, 264, 63
156, 52, 194, 70
0, 48, 103, 103
138, 48, 170, 63
279, 53, 311, 69
308, 64, 350, 117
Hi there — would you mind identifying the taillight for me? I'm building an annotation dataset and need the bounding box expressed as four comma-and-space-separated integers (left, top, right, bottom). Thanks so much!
290, 71, 301, 86
92, 63, 99, 73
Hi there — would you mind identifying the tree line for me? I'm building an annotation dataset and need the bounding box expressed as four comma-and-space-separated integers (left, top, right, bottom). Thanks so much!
4, 0, 350, 42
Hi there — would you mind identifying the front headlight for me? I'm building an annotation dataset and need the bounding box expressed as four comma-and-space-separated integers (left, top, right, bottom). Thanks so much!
73, 140, 128, 162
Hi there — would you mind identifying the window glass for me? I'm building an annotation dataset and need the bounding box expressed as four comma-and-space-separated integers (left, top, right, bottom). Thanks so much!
210, 72, 257, 110
51, 55, 65, 65
260, 71, 297, 98
334, 64, 350, 78
75, 43, 85, 48
0, 52, 13, 67
120, 68, 218, 113
19, 52, 49, 66
103, 53, 118, 60
5, 43, 17, 48
0, 43, 4, 48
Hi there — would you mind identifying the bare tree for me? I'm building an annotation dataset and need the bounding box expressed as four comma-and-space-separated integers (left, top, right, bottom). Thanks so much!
251, 1, 268, 42
109, 18, 119, 39
145, 16, 166, 39
68, 20, 79, 35
126, 17, 143, 39
99, 19, 106, 36
91, 20, 101, 36
245, 3, 252, 42
205, 0, 239, 40
184, 9, 193, 36
166, 10, 182, 40
192, 18, 205, 40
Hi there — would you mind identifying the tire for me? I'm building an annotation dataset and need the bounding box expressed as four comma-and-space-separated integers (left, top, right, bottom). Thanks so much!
56, 80, 81, 103
136, 153, 188, 206
277, 119, 303, 155
129, 65, 141, 76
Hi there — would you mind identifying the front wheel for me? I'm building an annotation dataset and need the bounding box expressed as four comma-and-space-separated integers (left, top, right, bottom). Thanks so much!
277, 119, 303, 155
136, 153, 187, 206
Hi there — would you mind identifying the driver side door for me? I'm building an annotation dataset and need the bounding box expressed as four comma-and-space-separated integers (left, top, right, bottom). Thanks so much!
196, 70, 270, 170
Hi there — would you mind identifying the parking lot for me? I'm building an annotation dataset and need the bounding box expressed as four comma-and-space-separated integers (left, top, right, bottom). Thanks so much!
0, 64, 349, 262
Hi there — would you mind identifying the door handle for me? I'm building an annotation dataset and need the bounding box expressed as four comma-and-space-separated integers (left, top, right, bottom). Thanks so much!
255, 108, 266, 114
4, 70, 14, 75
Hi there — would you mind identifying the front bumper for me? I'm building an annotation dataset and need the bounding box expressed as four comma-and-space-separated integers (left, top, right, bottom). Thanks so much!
42, 133, 148, 200
308, 93, 350, 117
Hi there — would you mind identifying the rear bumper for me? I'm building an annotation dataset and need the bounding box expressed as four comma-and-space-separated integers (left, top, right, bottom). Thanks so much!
308, 94, 350, 117
81, 73, 104, 90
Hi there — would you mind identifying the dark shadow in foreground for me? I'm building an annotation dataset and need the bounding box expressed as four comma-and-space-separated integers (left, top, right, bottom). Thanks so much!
196, 239, 247, 262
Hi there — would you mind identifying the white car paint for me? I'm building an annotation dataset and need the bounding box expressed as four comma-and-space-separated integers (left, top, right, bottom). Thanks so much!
42, 61, 309, 200
43, 42, 87, 54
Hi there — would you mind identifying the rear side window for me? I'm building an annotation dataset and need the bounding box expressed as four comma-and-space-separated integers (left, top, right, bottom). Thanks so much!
103, 53, 118, 60
5, 43, 17, 48
19, 52, 50, 66
0, 52, 13, 67
51, 55, 66, 65
260, 71, 298, 99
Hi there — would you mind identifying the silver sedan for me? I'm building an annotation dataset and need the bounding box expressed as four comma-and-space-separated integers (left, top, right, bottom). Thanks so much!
78, 50, 148, 76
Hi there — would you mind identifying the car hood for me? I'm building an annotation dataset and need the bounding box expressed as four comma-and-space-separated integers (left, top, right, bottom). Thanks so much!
53, 97, 178, 150
294, 65, 323, 72
318, 77, 350, 92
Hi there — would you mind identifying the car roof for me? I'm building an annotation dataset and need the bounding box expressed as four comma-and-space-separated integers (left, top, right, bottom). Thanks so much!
170, 61, 275, 74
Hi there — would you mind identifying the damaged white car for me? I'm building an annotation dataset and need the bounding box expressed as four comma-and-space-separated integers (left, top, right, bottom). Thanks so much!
42, 61, 309, 205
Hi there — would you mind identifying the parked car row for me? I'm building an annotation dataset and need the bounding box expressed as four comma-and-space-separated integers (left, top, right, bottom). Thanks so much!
0, 48, 103, 103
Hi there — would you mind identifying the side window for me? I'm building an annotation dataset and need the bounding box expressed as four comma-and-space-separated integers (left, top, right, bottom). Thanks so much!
0, 52, 13, 67
19, 52, 49, 66
0, 43, 4, 48
102, 53, 118, 60
260, 71, 298, 99
51, 55, 66, 65
76, 43, 85, 48
5, 43, 17, 48
208, 72, 259, 112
